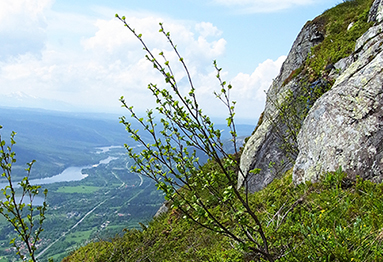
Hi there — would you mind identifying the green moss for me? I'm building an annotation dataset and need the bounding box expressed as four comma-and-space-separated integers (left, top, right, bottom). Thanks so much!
307, 0, 374, 78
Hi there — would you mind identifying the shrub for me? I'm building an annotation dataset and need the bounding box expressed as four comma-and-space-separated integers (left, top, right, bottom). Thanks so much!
0, 126, 48, 262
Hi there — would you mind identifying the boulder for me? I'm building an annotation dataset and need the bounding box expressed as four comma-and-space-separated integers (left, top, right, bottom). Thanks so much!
293, 19, 383, 184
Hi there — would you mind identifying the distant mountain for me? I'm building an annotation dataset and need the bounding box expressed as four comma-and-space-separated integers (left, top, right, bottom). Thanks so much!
2, 92, 78, 112
0, 107, 130, 179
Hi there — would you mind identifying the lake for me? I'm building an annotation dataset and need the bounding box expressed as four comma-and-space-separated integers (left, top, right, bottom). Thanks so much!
0, 155, 118, 189
1, 195, 46, 206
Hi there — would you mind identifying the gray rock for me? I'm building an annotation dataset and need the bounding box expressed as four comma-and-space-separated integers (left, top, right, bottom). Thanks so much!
368, 0, 383, 23
238, 20, 325, 192
274, 21, 324, 87
240, 1, 383, 192
347, 22, 355, 31
328, 56, 354, 79
293, 22, 383, 184
154, 201, 169, 218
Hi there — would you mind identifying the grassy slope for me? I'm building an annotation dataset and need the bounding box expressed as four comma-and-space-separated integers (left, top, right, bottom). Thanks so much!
63, 170, 383, 261
306, 0, 374, 79
63, 0, 381, 261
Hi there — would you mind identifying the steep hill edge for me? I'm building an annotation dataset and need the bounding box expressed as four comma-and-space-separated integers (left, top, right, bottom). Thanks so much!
239, 0, 380, 192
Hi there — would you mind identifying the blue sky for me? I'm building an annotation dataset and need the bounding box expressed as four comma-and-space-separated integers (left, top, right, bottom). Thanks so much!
0, 0, 342, 122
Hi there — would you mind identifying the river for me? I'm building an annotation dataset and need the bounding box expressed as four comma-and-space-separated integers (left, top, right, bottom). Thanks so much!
0, 155, 118, 189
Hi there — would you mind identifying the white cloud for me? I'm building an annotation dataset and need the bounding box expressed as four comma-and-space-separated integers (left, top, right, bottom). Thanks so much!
0, 3, 285, 121
0, 0, 52, 59
82, 16, 226, 66
0, 0, 52, 27
170, 56, 286, 121
0, 12, 229, 115
195, 22, 222, 38
212, 0, 315, 13
229, 56, 286, 119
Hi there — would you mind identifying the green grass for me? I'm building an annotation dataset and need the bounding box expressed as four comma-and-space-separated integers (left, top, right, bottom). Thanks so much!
64, 168, 383, 261
306, 0, 374, 79
252, 169, 383, 261
48, 251, 74, 262
55, 185, 101, 194
64, 230, 94, 243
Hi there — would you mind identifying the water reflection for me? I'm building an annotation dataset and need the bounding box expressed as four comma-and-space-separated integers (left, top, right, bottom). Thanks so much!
0, 155, 118, 189
1, 195, 45, 206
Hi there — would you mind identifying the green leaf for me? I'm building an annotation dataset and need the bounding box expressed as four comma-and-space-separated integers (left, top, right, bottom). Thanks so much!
249, 168, 261, 174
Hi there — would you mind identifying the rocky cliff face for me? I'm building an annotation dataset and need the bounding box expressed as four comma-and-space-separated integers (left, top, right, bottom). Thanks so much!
240, 0, 382, 192
293, 0, 383, 184
368, 0, 383, 22
238, 19, 325, 192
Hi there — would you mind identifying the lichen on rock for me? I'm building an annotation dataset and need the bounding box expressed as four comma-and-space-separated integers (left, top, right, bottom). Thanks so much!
293, 13, 383, 184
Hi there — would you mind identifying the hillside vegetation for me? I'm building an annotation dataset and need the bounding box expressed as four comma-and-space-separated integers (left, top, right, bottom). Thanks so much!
64, 168, 383, 261
63, 0, 383, 261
